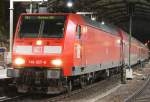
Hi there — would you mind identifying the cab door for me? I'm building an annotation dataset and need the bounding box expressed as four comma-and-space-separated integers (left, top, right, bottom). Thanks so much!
74, 25, 86, 68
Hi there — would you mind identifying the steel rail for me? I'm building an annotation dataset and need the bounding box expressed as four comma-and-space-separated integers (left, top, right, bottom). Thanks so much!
47, 74, 120, 102
0, 94, 29, 102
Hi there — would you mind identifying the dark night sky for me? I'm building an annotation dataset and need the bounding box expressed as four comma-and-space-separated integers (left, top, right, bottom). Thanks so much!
120, 16, 150, 44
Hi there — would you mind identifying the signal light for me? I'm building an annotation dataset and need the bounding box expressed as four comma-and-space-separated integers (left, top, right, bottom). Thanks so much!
67, 1, 73, 8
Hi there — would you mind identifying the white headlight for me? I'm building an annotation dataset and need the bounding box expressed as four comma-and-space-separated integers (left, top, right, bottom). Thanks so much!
36, 40, 42, 45
14, 57, 25, 65
51, 59, 62, 66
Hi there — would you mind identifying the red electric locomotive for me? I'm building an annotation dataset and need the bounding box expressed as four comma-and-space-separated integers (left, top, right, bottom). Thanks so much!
7, 13, 149, 94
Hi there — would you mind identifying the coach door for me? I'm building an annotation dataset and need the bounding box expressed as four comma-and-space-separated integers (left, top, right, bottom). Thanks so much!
76, 25, 86, 68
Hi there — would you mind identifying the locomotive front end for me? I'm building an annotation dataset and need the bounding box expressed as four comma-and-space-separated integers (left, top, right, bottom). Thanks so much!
7, 14, 70, 94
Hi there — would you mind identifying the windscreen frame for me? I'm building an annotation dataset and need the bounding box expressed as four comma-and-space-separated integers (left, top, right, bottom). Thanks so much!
17, 15, 67, 38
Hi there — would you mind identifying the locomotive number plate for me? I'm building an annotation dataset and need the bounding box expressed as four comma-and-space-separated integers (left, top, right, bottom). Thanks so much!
28, 60, 47, 64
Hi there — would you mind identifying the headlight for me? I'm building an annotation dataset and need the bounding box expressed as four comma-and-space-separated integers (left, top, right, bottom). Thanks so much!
36, 40, 42, 45
51, 59, 62, 66
14, 57, 25, 65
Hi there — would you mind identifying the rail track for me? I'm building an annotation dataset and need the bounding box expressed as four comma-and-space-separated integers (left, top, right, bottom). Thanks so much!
0, 94, 28, 102
0, 73, 119, 102
124, 74, 150, 102
0, 82, 29, 102
0, 73, 120, 102
47, 81, 104, 102
44, 74, 120, 102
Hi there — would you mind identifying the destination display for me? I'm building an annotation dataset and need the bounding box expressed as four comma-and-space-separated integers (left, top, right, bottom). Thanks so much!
24, 15, 66, 20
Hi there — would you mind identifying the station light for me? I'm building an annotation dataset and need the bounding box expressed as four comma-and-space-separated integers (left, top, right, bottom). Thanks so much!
101, 21, 105, 25
91, 17, 96, 21
67, 1, 73, 8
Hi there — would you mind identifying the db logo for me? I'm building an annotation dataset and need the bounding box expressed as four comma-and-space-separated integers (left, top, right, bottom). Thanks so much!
33, 46, 43, 53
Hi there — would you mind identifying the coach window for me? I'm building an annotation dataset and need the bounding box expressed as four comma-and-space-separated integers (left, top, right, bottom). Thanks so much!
76, 25, 81, 39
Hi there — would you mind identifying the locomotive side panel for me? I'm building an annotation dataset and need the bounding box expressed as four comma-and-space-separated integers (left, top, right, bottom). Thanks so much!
72, 16, 122, 75
84, 26, 121, 67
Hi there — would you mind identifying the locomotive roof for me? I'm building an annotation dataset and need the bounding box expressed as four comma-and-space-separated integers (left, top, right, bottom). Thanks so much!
81, 15, 119, 36
81, 15, 148, 49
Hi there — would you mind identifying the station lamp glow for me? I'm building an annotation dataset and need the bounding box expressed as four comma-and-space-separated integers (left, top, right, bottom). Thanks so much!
91, 17, 96, 21
67, 1, 73, 8
101, 21, 105, 25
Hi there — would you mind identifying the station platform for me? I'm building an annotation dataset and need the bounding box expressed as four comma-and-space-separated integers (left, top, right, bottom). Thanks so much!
0, 66, 9, 79
99, 61, 150, 102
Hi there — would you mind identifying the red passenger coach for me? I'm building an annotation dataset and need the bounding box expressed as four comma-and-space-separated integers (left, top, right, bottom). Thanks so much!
7, 13, 149, 94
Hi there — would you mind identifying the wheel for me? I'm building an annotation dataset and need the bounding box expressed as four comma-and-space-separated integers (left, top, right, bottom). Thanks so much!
80, 77, 87, 88
88, 78, 94, 85
66, 80, 72, 94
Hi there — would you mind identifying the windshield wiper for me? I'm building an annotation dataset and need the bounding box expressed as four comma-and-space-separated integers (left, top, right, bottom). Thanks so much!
38, 20, 45, 38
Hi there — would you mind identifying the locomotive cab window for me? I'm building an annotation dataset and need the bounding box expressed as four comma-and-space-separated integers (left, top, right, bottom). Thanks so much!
76, 25, 81, 39
19, 15, 66, 38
